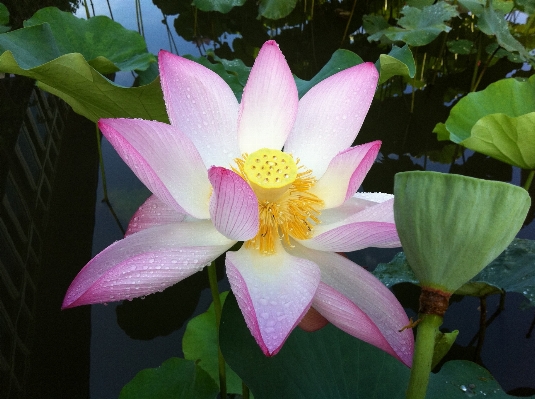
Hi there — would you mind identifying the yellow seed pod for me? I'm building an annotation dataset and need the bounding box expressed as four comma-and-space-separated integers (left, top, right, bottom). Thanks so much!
243, 148, 297, 201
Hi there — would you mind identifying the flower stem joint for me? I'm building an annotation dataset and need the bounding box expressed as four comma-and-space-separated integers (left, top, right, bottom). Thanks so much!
419, 287, 451, 317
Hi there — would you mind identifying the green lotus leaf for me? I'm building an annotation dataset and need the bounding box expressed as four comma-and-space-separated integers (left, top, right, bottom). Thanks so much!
368, 2, 459, 46
0, 3, 10, 33
374, 239, 535, 306
0, 7, 155, 74
433, 122, 451, 141
185, 55, 245, 101
516, 0, 535, 13
447, 39, 476, 55
193, 0, 246, 13
258, 0, 298, 20
461, 112, 535, 170
458, 0, 514, 15
119, 357, 218, 399
182, 291, 243, 395
393, 171, 530, 293
376, 44, 416, 84
477, 5, 533, 63
406, 0, 435, 8
442, 75, 535, 144
362, 14, 391, 39
295, 49, 363, 98
0, 50, 167, 122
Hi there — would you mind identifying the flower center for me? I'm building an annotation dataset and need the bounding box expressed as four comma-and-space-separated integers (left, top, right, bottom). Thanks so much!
234, 148, 324, 255
243, 148, 298, 201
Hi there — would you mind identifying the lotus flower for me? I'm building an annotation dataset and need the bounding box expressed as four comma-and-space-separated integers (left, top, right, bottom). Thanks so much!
62, 41, 413, 365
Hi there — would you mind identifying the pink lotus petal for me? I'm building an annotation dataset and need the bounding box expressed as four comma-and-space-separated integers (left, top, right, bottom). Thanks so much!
290, 244, 414, 367
159, 50, 240, 167
346, 196, 396, 223
300, 197, 400, 251
310, 141, 381, 208
300, 221, 401, 252
318, 193, 394, 225
285, 63, 379, 177
62, 221, 234, 308
313, 282, 400, 361
125, 195, 188, 236
208, 167, 259, 241
225, 242, 320, 356
99, 118, 211, 219
238, 41, 298, 154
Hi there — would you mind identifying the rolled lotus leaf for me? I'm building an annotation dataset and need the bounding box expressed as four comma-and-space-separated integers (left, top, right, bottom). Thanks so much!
394, 171, 530, 293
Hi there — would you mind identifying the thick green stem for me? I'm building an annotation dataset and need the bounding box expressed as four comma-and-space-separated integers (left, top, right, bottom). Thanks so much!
406, 314, 443, 399
524, 170, 534, 191
207, 262, 227, 398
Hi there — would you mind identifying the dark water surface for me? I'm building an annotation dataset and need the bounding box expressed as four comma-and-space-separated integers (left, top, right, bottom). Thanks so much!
1, 0, 534, 397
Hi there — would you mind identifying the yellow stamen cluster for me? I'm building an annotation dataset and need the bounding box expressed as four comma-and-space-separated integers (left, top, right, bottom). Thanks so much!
234, 148, 324, 254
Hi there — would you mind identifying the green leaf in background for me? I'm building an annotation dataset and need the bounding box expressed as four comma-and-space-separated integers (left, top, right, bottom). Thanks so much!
406, 0, 435, 8
119, 357, 218, 399
426, 360, 530, 398
0, 51, 167, 122
368, 2, 459, 46
458, 0, 514, 15
516, 0, 535, 13
184, 54, 247, 101
209, 54, 251, 87
0, 7, 155, 73
182, 291, 244, 395
258, 0, 298, 20
295, 49, 363, 98
193, 0, 246, 13
477, 5, 533, 64
374, 239, 535, 306
376, 44, 416, 84
440, 75, 535, 168
394, 172, 530, 293
463, 112, 535, 170
442, 75, 535, 140
220, 292, 530, 398
432, 122, 451, 141
362, 14, 391, 39
486, 42, 525, 64
0, 3, 10, 33
373, 252, 420, 287
447, 39, 476, 55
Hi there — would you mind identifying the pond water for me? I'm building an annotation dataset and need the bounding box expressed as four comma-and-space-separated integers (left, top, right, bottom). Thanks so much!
1, 0, 534, 397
